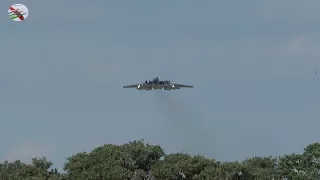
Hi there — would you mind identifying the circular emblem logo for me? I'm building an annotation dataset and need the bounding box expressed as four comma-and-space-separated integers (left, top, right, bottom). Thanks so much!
8, 4, 29, 21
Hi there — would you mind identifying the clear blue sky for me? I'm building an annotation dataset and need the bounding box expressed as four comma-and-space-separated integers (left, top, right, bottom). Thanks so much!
1, 0, 320, 170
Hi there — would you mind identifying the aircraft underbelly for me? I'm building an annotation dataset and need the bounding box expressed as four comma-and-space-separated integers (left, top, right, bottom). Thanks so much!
155, 85, 165, 89
124, 78, 193, 91
139, 84, 172, 90
142, 84, 153, 90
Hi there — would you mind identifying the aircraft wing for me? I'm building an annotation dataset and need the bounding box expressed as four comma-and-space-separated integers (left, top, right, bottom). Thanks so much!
172, 83, 194, 88
123, 84, 139, 88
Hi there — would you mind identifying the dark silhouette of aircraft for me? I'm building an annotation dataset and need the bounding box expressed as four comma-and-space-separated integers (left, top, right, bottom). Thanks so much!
123, 77, 193, 91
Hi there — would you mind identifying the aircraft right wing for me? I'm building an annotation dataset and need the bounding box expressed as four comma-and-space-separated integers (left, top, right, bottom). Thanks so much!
123, 84, 139, 88
173, 84, 194, 88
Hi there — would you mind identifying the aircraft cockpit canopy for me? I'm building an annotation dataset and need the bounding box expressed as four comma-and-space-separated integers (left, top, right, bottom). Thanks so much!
153, 77, 159, 83
144, 77, 161, 84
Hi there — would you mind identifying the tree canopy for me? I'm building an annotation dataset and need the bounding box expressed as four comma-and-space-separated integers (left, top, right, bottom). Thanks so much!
0, 140, 319, 180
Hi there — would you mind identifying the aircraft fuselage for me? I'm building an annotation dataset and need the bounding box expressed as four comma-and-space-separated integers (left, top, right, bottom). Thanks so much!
123, 77, 193, 91
137, 83, 179, 91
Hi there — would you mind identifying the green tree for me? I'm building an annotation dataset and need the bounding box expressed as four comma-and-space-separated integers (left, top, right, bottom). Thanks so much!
151, 153, 216, 180
63, 139, 164, 180
241, 156, 280, 180
278, 142, 320, 180
1, 140, 320, 180
0, 158, 64, 180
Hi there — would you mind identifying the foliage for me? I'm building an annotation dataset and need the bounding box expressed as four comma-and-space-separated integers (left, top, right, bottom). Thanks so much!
0, 139, 319, 180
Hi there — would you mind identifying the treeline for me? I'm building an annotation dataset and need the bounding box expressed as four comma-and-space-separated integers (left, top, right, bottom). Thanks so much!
0, 140, 319, 180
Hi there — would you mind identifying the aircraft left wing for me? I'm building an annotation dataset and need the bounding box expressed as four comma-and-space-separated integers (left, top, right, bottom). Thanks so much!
123, 84, 139, 88
172, 84, 194, 88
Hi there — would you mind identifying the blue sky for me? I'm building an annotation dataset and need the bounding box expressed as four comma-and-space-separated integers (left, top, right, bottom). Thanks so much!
1, 0, 320, 170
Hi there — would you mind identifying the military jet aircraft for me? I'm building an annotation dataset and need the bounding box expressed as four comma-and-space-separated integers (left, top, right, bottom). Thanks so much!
123, 77, 193, 91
